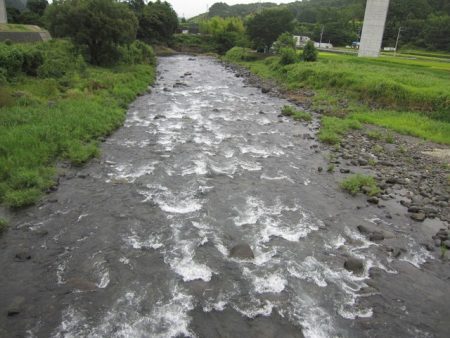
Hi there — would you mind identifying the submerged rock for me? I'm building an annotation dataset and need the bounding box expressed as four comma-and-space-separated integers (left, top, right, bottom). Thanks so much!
344, 257, 364, 274
410, 212, 426, 222
229, 243, 254, 260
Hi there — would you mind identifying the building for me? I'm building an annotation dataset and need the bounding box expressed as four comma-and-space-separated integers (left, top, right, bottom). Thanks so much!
293, 36, 311, 48
314, 42, 333, 49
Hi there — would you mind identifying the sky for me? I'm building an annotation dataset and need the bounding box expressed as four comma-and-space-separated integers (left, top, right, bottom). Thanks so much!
166, 0, 293, 19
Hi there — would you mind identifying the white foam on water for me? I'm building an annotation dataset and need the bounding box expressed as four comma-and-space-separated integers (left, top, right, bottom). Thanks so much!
54, 287, 196, 338
233, 299, 274, 319
166, 224, 213, 282
140, 184, 203, 214
260, 173, 295, 183
126, 110, 152, 127
239, 159, 262, 172
209, 159, 237, 177
400, 239, 434, 269
125, 230, 163, 250
119, 139, 151, 148
107, 162, 158, 183
244, 268, 287, 294
77, 214, 88, 222
181, 159, 209, 176
94, 260, 110, 289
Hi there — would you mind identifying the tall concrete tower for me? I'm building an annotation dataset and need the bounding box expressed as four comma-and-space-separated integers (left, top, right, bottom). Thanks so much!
358, 0, 390, 57
0, 0, 7, 24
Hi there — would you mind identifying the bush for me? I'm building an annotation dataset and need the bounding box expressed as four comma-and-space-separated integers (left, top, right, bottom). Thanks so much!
224, 47, 258, 62
279, 47, 298, 65
0, 44, 24, 77
0, 218, 7, 234
341, 174, 380, 196
273, 32, 296, 54
302, 41, 318, 62
118, 41, 155, 65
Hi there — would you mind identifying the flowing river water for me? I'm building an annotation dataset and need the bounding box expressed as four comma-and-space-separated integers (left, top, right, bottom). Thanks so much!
1, 56, 449, 338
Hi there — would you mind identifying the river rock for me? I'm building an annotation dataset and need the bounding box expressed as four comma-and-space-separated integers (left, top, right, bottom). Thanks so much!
344, 257, 364, 274
229, 243, 254, 260
367, 197, 379, 205
261, 86, 271, 94
443, 240, 450, 249
14, 251, 31, 262
369, 231, 384, 242
66, 278, 98, 292
410, 212, 426, 222
7, 296, 25, 317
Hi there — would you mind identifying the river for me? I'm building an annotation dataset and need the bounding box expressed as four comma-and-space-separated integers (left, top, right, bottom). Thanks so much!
0, 55, 448, 338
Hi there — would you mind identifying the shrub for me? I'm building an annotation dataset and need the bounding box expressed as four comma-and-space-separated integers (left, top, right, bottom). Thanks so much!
341, 174, 380, 196
0, 44, 24, 77
224, 47, 257, 62
302, 41, 318, 62
0, 218, 7, 234
279, 47, 298, 65
119, 41, 156, 65
273, 32, 296, 54
281, 105, 312, 122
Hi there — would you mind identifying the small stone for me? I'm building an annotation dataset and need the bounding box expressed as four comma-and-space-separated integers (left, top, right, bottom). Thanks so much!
443, 240, 450, 249
14, 252, 31, 262
154, 115, 166, 120
358, 158, 368, 166
7, 296, 25, 317
367, 197, 379, 205
229, 243, 254, 260
344, 257, 364, 274
317, 167, 323, 173
410, 212, 426, 222
340, 168, 350, 174
369, 231, 384, 241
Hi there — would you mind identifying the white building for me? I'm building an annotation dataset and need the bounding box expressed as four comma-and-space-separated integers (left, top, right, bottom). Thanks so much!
293, 35, 311, 48
314, 42, 333, 49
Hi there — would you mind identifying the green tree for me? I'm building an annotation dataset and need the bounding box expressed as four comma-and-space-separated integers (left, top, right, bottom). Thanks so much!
273, 32, 296, 54
27, 0, 49, 16
45, 0, 138, 66
137, 1, 179, 44
246, 8, 294, 52
302, 40, 318, 62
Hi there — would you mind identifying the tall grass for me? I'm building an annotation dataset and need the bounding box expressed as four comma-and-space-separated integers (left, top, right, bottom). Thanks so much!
0, 41, 155, 208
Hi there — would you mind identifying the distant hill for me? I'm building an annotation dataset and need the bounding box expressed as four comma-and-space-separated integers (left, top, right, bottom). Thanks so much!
193, 0, 450, 51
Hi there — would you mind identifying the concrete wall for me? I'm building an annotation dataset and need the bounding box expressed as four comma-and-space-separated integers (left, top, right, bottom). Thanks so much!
358, 0, 390, 57
0, 0, 7, 24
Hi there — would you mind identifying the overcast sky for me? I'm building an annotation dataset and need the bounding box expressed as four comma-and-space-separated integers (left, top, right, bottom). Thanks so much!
166, 0, 293, 19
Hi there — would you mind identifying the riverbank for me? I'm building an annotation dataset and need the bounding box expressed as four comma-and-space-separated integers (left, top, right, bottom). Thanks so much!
0, 40, 156, 209
222, 54, 450, 245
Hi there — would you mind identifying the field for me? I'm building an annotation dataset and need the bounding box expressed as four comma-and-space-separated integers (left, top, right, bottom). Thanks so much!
224, 48, 450, 145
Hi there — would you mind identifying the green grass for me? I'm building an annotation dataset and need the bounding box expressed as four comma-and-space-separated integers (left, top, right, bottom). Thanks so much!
341, 174, 380, 196
0, 23, 45, 32
225, 49, 450, 145
0, 218, 7, 234
281, 105, 312, 122
318, 116, 362, 145
1, 62, 155, 208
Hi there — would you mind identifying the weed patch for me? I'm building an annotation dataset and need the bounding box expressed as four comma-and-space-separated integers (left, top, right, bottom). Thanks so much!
341, 174, 380, 196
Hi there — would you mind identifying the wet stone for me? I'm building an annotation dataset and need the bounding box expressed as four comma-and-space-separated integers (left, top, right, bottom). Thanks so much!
344, 257, 364, 274
229, 243, 254, 260
14, 251, 31, 262
410, 212, 426, 222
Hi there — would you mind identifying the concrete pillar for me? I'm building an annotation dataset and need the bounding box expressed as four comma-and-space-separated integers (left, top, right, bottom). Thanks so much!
0, 0, 7, 24
358, 0, 390, 57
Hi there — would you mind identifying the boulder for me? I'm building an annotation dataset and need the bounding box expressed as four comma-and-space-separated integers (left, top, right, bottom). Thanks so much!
369, 231, 384, 242
344, 257, 364, 274
410, 212, 426, 222
229, 243, 254, 260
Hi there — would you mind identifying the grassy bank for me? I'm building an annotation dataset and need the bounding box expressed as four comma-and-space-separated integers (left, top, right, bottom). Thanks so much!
0, 40, 155, 208
224, 48, 450, 145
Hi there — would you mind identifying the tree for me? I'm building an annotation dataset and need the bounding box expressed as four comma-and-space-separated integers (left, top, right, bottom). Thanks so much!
137, 1, 178, 44
45, 0, 138, 66
302, 40, 318, 62
273, 32, 296, 54
27, 0, 49, 16
246, 8, 294, 52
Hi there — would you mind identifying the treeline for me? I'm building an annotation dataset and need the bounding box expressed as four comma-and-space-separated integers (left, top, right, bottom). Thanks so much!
5, 0, 179, 65
195, 0, 450, 51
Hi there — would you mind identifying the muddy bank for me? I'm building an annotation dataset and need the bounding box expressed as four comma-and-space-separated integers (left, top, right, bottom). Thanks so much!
0, 55, 449, 338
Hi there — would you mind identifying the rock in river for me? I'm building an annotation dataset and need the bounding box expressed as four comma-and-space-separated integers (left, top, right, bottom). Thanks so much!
229, 243, 254, 260
344, 257, 364, 274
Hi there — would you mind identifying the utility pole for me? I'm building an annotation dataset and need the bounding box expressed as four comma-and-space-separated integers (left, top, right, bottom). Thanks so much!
394, 26, 403, 57
319, 26, 324, 48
